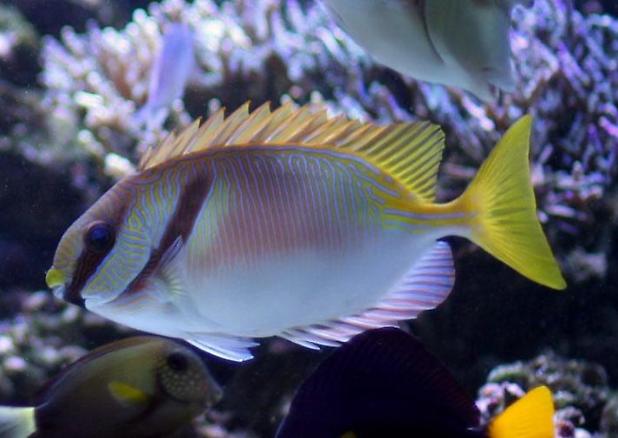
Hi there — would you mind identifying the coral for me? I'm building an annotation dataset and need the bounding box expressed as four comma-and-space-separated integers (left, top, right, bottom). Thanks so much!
476, 352, 610, 437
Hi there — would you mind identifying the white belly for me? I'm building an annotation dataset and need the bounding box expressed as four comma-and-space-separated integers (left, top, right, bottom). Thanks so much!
184, 230, 437, 337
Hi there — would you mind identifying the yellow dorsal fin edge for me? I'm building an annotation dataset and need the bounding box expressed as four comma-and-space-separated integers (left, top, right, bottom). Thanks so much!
138, 101, 445, 202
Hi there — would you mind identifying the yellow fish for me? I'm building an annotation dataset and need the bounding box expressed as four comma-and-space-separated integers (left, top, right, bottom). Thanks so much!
46, 102, 565, 361
322, 0, 532, 100
0, 336, 221, 438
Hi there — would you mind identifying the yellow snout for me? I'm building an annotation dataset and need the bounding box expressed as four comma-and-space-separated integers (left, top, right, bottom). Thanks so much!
45, 268, 65, 289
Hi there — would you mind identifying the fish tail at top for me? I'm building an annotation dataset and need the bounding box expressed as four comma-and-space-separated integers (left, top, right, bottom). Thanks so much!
0, 406, 36, 438
487, 386, 555, 438
452, 116, 566, 290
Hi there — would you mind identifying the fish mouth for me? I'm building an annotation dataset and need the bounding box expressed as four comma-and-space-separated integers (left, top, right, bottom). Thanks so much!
46, 267, 67, 300
46, 267, 87, 307
45, 267, 65, 289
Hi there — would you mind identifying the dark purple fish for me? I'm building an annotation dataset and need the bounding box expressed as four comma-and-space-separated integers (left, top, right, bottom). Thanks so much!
276, 328, 554, 438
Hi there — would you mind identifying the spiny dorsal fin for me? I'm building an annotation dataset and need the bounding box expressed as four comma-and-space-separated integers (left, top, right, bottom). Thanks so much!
139, 101, 445, 201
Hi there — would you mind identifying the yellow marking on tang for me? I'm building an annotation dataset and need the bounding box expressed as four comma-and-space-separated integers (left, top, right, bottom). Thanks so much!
108, 381, 150, 407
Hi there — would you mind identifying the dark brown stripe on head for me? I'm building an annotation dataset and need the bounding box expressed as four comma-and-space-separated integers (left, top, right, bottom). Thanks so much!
64, 186, 132, 306
65, 251, 109, 307
122, 167, 211, 296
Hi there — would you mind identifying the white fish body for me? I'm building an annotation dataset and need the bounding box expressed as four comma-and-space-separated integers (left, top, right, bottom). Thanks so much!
322, 0, 531, 100
47, 102, 565, 362
93, 148, 456, 359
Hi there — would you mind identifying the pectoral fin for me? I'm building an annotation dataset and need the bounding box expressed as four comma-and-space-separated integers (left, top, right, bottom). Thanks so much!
157, 236, 187, 298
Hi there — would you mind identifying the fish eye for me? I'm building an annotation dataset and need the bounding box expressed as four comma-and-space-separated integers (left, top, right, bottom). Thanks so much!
166, 351, 189, 372
84, 221, 115, 253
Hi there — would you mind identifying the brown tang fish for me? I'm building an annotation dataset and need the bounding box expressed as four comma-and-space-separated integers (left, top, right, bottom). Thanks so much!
0, 336, 222, 438
45, 102, 565, 362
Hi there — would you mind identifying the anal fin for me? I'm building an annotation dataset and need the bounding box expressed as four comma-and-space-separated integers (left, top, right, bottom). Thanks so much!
280, 241, 455, 349
184, 332, 259, 362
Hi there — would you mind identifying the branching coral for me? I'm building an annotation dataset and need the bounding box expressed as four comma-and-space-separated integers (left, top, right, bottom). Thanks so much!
39, 0, 382, 173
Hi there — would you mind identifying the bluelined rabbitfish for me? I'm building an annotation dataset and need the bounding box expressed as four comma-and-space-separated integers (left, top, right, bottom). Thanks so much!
321, 0, 534, 101
45, 102, 566, 362
0, 336, 221, 438
277, 327, 555, 438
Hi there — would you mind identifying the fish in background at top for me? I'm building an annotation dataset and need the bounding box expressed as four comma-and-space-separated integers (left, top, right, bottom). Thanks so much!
321, 0, 534, 101
0, 336, 221, 438
276, 327, 555, 438
45, 102, 565, 362
133, 23, 194, 127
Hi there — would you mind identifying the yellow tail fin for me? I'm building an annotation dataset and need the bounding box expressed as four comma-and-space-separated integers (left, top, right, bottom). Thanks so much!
454, 116, 566, 289
488, 386, 554, 438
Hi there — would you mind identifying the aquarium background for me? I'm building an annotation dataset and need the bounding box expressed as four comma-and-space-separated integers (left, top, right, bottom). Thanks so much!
0, 0, 617, 436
